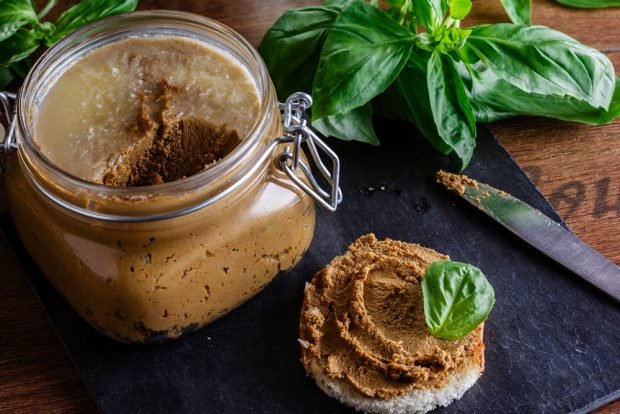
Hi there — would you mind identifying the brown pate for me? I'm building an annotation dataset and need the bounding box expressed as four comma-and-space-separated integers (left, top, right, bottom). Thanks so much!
102, 80, 241, 187
436, 170, 478, 196
299, 234, 484, 400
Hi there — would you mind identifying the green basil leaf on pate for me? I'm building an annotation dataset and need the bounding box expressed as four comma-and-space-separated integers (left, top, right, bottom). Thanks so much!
422, 260, 495, 340
45, 0, 137, 46
311, 0, 415, 120
313, 102, 380, 145
498, 0, 532, 25
556, 0, 620, 8
461, 24, 615, 110
427, 50, 476, 168
0, 0, 39, 42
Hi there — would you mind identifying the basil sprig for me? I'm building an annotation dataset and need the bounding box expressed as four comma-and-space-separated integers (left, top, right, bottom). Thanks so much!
0, 0, 137, 88
422, 260, 495, 340
259, 0, 618, 169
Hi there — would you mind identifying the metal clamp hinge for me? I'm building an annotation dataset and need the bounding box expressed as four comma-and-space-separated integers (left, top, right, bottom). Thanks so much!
0, 91, 17, 152
276, 92, 342, 212
0, 91, 18, 172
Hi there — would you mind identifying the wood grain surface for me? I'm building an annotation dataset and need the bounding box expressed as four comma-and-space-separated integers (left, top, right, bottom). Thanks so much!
1, 1, 618, 413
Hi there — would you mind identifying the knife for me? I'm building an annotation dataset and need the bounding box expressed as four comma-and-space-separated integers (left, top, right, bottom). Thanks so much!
436, 170, 620, 302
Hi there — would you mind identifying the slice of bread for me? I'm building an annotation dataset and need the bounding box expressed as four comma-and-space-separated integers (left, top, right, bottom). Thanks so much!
299, 234, 485, 414
301, 329, 484, 414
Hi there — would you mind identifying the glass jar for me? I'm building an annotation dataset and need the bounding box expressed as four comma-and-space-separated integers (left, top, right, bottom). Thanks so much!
0, 11, 341, 344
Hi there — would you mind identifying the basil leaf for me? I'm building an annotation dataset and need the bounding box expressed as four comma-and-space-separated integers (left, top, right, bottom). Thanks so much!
9, 55, 30, 76
469, 101, 517, 123
556, 0, 620, 7
45, 0, 137, 46
374, 49, 452, 154
383, 0, 407, 7
383, 6, 406, 25
449, 0, 472, 20
323, 0, 354, 6
437, 27, 471, 53
382, 0, 414, 28
0, 56, 29, 88
412, 0, 447, 31
427, 51, 476, 168
462, 24, 615, 110
0, 0, 39, 42
0, 66, 14, 89
313, 103, 380, 145
0, 28, 39, 66
312, 0, 415, 120
416, 28, 471, 53
259, 6, 341, 99
498, 0, 532, 25
463, 63, 620, 124
422, 260, 495, 340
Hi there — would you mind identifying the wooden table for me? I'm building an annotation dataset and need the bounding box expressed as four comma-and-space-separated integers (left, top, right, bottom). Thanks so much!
1, 1, 618, 412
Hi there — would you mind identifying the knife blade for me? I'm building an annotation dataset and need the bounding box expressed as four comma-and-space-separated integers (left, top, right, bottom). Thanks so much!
436, 170, 620, 302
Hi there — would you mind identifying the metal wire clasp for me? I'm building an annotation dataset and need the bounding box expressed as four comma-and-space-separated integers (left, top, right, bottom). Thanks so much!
0, 91, 17, 152
276, 92, 342, 212
0, 91, 17, 173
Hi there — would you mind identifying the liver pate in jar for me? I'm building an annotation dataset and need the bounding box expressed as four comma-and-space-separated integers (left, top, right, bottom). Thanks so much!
3, 11, 340, 343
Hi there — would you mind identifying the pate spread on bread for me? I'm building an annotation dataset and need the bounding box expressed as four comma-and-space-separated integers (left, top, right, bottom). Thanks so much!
299, 234, 485, 414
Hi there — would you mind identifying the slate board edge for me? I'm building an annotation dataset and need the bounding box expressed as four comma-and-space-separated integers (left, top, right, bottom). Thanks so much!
573, 389, 620, 414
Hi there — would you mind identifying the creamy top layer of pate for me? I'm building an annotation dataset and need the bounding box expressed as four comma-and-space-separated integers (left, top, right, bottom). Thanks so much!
34, 36, 261, 183
300, 234, 484, 399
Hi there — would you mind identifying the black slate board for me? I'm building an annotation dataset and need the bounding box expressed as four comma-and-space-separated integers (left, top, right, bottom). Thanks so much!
2, 122, 619, 414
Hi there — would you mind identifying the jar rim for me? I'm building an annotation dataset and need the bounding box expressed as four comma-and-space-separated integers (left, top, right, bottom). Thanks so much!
16, 10, 277, 218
